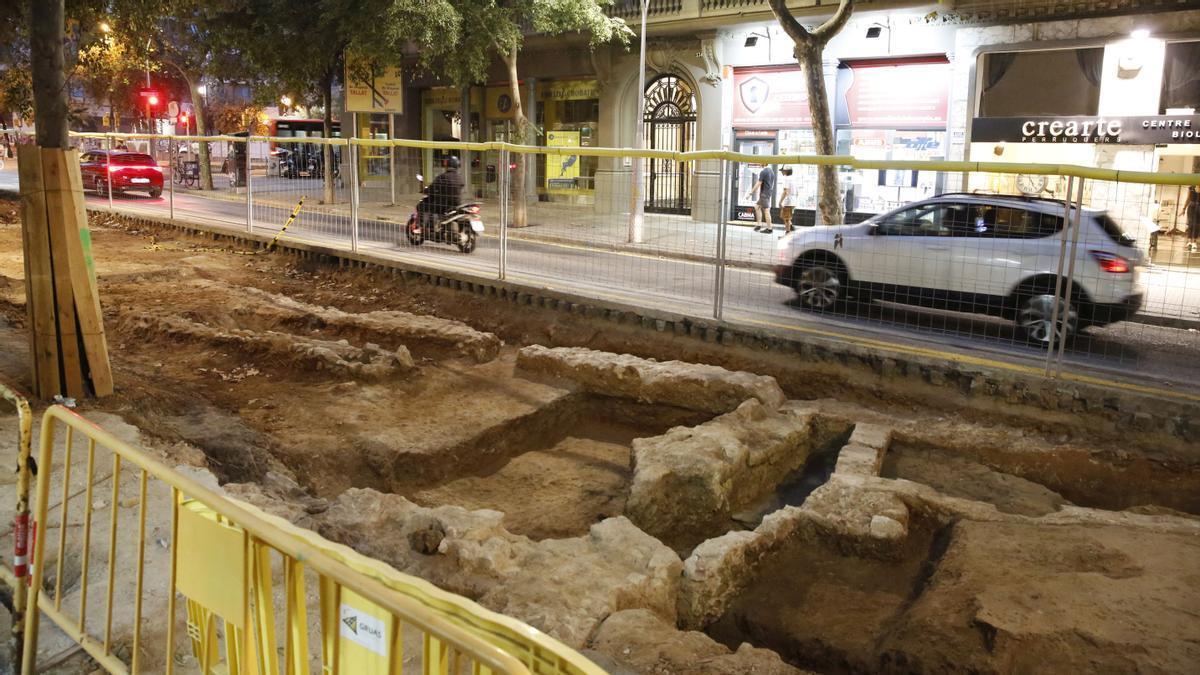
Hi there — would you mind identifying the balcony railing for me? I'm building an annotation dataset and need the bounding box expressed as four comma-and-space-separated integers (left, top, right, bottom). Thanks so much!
608, 0, 684, 19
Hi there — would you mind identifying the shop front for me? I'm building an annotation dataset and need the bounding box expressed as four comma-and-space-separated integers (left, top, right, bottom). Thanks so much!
729, 65, 817, 224
967, 39, 1200, 249
834, 57, 951, 218
420, 86, 482, 184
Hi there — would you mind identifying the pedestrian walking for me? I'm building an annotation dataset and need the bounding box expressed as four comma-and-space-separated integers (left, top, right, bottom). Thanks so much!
745, 163, 776, 234
778, 166, 798, 234
1183, 184, 1200, 252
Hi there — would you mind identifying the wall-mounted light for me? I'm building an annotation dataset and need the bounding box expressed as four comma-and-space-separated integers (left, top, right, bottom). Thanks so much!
1131, 29, 1150, 39
745, 28, 772, 59
744, 36, 758, 47
866, 26, 883, 39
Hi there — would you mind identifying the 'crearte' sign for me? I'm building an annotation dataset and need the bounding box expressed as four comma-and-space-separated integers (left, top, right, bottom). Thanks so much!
972, 115, 1200, 144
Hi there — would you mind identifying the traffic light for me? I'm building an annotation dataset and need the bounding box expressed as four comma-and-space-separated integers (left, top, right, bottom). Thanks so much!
148, 94, 159, 107
178, 112, 189, 125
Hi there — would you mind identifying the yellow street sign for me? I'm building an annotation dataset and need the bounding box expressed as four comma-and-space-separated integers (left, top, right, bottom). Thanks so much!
346, 55, 403, 114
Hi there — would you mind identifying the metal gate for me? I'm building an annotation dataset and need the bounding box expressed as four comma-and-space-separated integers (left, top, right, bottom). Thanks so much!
643, 75, 696, 215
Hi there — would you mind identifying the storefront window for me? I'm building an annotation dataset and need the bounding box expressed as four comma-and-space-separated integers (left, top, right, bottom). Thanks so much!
1161, 41, 1200, 113
545, 98, 599, 192
837, 129, 946, 214
979, 48, 1102, 117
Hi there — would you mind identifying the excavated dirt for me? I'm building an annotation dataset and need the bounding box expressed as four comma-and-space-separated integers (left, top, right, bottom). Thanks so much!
1, 200, 1199, 674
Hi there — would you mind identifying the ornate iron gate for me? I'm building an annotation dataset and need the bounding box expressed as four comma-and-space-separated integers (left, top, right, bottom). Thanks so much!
643, 75, 696, 215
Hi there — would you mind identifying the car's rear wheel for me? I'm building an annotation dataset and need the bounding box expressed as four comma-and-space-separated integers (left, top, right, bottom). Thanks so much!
1017, 293, 1077, 345
148, 187, 162, 198
794, 261, 844, 311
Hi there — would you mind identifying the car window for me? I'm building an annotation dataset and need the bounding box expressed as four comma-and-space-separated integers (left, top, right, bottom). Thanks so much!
1094, 212, 1136, 247
960, 205, 1063, 239
81, 152, 97, 163
114, 153, 156, 166
876, 204, 953, 237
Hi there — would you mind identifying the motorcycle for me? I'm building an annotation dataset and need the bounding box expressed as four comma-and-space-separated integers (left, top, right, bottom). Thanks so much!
406, 174, 483, 254
275, 148, 297, 179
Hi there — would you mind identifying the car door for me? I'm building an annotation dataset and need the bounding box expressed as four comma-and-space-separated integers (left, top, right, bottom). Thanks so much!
946, 204, 1045, 301
860, 203, 959, 299
79, 152, 100, 186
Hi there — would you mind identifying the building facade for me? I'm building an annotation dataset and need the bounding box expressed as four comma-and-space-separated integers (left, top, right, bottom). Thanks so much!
392, 1, 1200, 232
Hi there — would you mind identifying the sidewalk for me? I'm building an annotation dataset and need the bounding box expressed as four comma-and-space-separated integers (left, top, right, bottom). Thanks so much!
235, 181, 786, 270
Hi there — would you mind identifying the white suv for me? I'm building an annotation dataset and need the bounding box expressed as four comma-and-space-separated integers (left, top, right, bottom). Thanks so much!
774, 195, 1146, 343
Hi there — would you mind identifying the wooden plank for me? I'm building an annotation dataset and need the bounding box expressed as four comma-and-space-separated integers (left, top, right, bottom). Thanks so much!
41, 150, 86, 398
51, 148, 113, 396
17, 144, 60, 397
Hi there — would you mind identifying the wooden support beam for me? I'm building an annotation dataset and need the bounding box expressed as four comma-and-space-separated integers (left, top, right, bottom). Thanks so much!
17, 145, 60, 397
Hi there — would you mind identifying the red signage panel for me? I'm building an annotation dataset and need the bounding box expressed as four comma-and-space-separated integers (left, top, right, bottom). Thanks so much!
732, 67, 812, 128
841, 59, 949, 129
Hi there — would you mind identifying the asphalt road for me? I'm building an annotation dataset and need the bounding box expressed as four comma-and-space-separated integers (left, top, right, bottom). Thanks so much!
59, 181, 1196, 395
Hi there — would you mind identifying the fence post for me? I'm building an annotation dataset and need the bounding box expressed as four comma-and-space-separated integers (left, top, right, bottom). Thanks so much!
1054, 176, 1087, 378
1045, 174, 1074, 376
350, 140, 360, 253
388, 116, 396, 207
498, 148, 509, 281
246, 137, 253, 234
168, 136, 175, 222
105, 135, 114, 211
713, 158, 729, 320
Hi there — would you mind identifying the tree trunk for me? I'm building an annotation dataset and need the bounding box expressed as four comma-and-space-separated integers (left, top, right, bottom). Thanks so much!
189, 83, 213, 190
798, 41, 842, 226
503, 48, 527, 228
30, 0, 68, 148
322, 69, 335, 205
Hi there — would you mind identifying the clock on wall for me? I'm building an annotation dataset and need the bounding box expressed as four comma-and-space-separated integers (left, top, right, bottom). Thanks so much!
1016, 174, 1048, 196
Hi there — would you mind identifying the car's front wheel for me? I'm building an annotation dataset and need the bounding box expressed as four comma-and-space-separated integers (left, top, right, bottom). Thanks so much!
1017, 293, 1078, 345
794, 262, 844, 311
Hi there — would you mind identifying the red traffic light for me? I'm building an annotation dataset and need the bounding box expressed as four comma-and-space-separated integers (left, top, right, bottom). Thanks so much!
178, 112, 189, 123
148, 94, 159, 106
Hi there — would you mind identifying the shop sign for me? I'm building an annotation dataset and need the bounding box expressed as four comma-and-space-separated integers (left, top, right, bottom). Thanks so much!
423, 87, 462, 109
732, 67, 812, 128
538, 79, 601, 101
971, 115, 1200, 144
837, 59, 949, 129
486, 87, 516, 119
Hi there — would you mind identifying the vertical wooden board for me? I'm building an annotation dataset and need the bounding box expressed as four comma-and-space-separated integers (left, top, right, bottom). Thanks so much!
41, 150, 86, 398
59, 148, 113, 395
17, 144, 60, 397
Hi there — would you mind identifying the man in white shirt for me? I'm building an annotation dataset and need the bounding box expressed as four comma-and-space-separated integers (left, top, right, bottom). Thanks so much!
777, 166, 799, 233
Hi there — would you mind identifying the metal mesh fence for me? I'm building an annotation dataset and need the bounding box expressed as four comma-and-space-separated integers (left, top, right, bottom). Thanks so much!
32, 133, 1200, 393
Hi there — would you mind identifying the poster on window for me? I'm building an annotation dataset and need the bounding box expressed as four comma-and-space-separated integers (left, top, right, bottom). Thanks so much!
732, 67, 813, 128
545, 130, 581, 193
837, 59, 950, 128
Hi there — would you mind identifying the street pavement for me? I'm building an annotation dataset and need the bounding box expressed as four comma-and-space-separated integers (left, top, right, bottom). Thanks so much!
2, 166, 1198, 393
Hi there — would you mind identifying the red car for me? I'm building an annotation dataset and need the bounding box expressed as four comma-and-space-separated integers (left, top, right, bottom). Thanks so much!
81, 150, 163, 198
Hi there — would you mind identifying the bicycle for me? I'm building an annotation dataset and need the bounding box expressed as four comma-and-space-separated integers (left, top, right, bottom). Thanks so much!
172, 156, 199, 188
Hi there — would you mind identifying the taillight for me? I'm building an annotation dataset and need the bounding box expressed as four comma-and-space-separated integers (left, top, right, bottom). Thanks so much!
1090, 250, 1130, 273
109, 165, 161, 172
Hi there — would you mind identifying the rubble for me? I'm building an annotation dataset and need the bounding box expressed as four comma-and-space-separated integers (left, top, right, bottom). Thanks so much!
315, 488, 681, 648
119, 310, 414, 379
590, 609, 810, 675
516, 345, 785, 413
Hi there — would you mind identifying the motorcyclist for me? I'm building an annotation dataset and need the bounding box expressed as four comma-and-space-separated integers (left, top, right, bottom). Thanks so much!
420, 156, 464, 230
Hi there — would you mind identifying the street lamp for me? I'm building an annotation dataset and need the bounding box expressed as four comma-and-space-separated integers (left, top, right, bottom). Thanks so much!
280, 95, 292, 110
627, 0, 648, 243
196, 85, 207, 97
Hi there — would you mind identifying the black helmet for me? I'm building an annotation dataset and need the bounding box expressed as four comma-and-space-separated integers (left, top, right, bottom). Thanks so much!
444, 156, 460, 169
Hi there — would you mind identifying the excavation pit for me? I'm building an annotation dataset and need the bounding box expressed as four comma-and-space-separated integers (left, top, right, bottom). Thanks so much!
408, 395, 713, 540
881, 441, 1200, 516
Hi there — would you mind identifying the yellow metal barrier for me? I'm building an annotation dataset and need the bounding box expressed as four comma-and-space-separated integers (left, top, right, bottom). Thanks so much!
21, 406, 601, 674
0, 380, 33, 672
40, 129, 1200, 186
